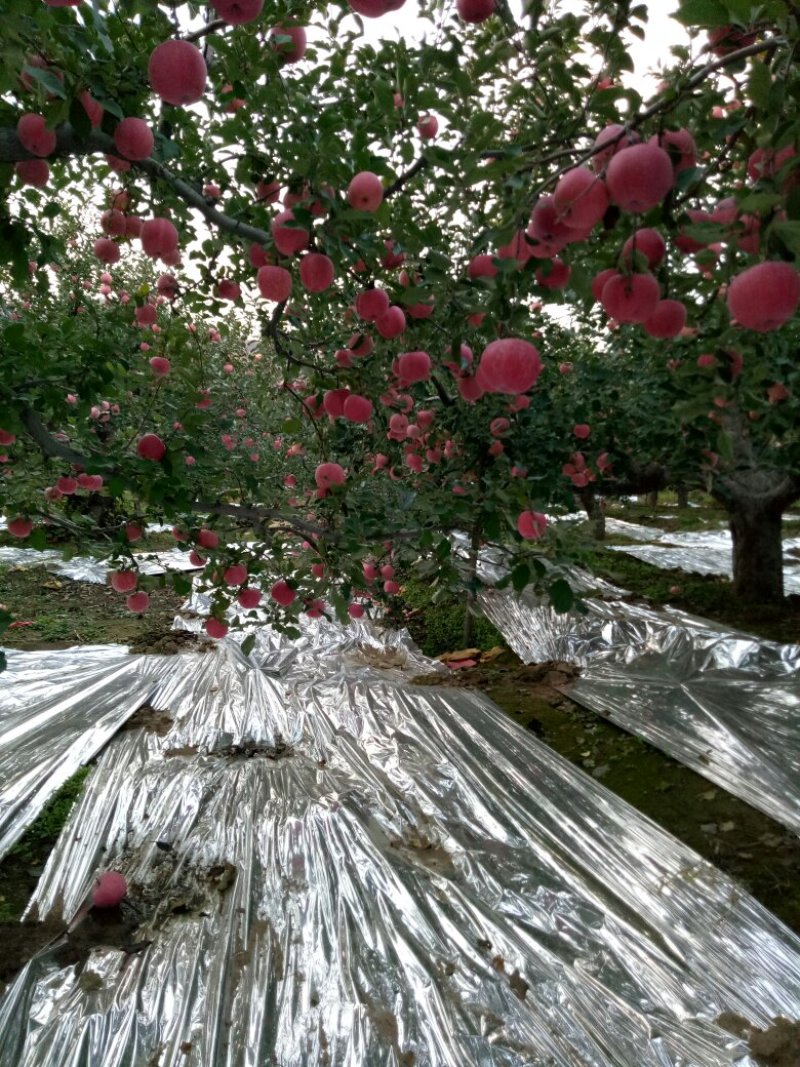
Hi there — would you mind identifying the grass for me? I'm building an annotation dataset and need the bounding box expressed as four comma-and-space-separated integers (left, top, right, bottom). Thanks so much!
0, 767, 92, 921
391, 578, 505, 657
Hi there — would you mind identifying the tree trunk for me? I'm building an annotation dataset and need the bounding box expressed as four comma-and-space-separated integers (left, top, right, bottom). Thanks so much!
727, 502, 785, 603
463, 521, 481, 645
676, 484, 689, 509
579, 488, 605, 541
462, 605, 475, 646
646, 489, 659, 508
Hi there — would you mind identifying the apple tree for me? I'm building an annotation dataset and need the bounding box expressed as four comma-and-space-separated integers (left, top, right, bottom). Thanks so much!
0, 0, 798, 634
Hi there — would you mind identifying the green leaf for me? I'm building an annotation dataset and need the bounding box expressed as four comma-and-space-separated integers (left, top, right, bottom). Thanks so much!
674, 0, 729, 27
172, 573, 192, 596
549, 578, 574, 613
69, 96, 92, 139
773, 220, 800, 257
511, 562, 530, 592
748, 61, 772, 109
22, 66, 67, 98
241, 633, 256, 657
29, 528, 48, 551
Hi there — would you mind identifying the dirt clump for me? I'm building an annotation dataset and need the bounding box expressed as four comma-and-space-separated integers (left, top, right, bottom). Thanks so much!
128, 628, 214, 656
119, 704, 174, 735
717, 1013, 800, 1066
213, 736, 294, 761
389, 827, 457, 878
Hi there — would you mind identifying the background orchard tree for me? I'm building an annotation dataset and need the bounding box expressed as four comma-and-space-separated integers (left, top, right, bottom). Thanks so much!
0, 0, 799, 635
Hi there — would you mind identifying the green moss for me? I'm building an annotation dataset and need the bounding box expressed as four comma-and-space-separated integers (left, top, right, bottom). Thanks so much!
0, 766, 91, 921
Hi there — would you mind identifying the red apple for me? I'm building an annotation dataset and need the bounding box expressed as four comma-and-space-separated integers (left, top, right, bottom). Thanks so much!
347, 171, 383, 212
91, 872, 127, 908
205, 618, 229, 638
727, 261, 800, 332
148, 40, 207, 106
17, 114, 56, 157
136, 433, 166, 461
271, 579, 296, 606
257, 265, 292, 302
7, 517, 33, 538
299, 253, 334, 292
475, 339, 542, 395
605, 143, 674, 212
126, 591, 150, 613
110, 570, 137, 593
212, 0, 264, 23
113, 117, 154, 161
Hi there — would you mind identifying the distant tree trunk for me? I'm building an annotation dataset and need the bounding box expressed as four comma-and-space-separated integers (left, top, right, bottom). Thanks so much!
463, 606, 475, 646
463, 522, 481, 645
727, 500, 785, 603
713, 459, 800, 604
646, 489, 659, 508
676, 484, 689, 509
579, 487, 605, 540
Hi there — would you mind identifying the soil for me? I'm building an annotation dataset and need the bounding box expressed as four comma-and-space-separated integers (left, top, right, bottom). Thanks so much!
414, 652, 800, 935
128, 629, 214, 656
0, 904, 145, 994
0, 565, 186, 651
118, 705, 174, 736
717, 1013, 800, 1066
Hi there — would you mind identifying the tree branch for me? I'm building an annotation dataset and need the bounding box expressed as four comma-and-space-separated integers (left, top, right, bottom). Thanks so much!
384, 156, 428, 199
20, 408, 94, 467
195, 500, 326, 539
184, 18, 226, 42
0, 126, 272, 248
19, 407, 326, 540
480, 35, 786, 170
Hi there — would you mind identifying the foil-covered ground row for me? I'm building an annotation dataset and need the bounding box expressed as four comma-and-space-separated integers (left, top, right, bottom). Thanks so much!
0, 545, 201, 583
479, 586, 800, 834
2, 628, 800, 1066
603, 519, 800, 593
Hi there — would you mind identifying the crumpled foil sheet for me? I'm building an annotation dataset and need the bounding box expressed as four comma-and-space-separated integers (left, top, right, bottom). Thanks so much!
604, 520, 800, 593
479, 587, 800, 832
0, 545, 201, 583
0, 614, 440, 860
3, 634, 800, 1066
179, 590, 446, 682
0, 645, 188, 858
